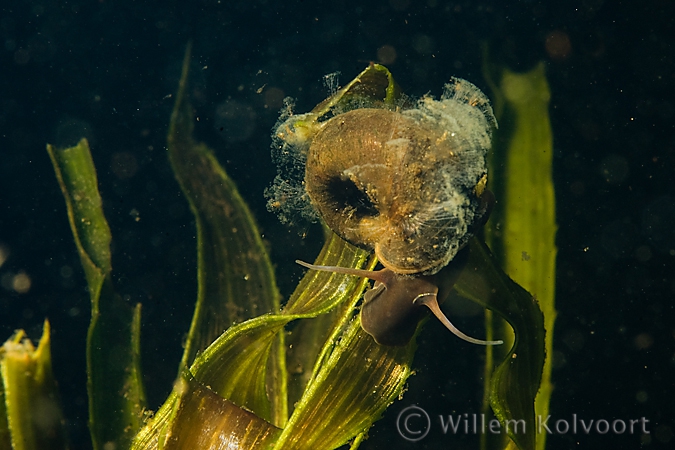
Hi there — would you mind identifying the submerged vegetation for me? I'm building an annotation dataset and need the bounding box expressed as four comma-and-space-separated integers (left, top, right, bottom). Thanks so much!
0, 45, 555, 450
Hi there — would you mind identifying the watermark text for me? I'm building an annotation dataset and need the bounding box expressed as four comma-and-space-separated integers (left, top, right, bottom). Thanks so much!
395, 406, 650, 442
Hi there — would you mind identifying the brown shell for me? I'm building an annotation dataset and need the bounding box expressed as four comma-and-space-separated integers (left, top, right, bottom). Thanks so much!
305, 106, 489, 275
269, 77, 496, 275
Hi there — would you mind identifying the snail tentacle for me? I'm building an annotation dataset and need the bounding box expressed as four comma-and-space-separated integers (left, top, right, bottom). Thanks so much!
295, 260, 390, 284
413, 293, 503, 346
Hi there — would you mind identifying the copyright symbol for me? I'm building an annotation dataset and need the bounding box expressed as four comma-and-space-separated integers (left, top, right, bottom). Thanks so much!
396, 405, 430, 442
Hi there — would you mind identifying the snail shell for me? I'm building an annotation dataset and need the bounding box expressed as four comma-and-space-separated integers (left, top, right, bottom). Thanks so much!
304, 79, 496, 275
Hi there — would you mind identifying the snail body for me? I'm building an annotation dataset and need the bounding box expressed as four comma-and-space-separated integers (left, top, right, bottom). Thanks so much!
269, 69, 499, 346
296, 246, 502, 346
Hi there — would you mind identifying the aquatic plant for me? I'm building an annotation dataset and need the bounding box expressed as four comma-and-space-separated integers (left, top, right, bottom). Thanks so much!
482, 60, 558, 450
1, 46, 550, 450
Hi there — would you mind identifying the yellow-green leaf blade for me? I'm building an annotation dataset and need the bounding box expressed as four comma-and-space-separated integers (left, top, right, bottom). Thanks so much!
0, 321, 68, 450
47, 139, 145, 450
491, 65, 557, 450
455, 238, 545, 450
169, 44, 282, 364
46, 138, 110, 291
168, 44, 287, 425
284, 231, 373, 409
274, 318, 415, 450
482, 60, 557, 450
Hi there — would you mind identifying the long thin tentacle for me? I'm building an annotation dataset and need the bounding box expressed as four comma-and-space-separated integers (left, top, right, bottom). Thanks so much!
295, 260, 388, 283
414, 293, 503, 346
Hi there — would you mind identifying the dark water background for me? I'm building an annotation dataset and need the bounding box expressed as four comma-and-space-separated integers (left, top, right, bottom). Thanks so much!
1, 0, 674, 448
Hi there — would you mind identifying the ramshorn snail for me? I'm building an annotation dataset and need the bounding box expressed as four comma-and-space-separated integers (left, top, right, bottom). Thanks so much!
268, 65, 501, 346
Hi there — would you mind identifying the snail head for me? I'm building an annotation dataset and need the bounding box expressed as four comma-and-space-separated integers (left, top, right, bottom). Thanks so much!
296, 249, 503, 347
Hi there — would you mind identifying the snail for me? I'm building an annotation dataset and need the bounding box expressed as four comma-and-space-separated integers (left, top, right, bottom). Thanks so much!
268, 69, 501, 346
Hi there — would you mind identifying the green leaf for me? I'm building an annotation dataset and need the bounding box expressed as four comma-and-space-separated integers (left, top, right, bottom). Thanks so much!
454, 238, 545, 450
285, 293, 341, 409
283, 229, 375, 407
46, 139, 111, 289
480, 60, 556, 450
273, 316, 415, 450
486, 64, 557, 450
0, 321, 68, 450
47, 139, 145, 450
159, 58, 408, 441
167, 43, 287, 425
190, 233, 370, 416
169, 44, 283, 367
